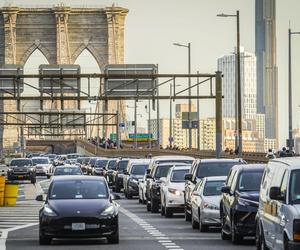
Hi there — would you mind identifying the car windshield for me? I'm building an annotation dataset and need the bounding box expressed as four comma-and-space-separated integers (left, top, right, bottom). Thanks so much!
203, 181, 225, 196
290, 170, 300, 204
49, 180, 108, 200
108, 160, 117, 169
196, 162, 243, 178
32, 158, 49, 164
95, 160, 108, 168
155, 165, 173, 178
131, 164, 148, 175
82, 158, 90, 164
76, 158, 84, 164
118, 161, 129, 172
238, 171, 264, 192
10, 159, 32, 167
89, 158, 97, 165
54, 167, 82, 176
171, 169, 189, 182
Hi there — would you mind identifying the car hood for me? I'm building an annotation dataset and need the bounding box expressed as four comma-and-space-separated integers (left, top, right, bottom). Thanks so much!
48, 199, 111, 216
168, 182, 185, 191
202, 195, 221, 207
36, 164, 49, 167
238, 191, 260, 202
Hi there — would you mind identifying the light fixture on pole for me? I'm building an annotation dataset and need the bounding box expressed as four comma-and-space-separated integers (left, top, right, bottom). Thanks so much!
217, 10, 242, 157
173, 42, 192, 149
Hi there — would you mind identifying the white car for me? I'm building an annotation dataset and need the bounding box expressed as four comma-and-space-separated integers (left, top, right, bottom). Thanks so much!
160, 165, 191, 217
32, 157, 52, 178
138, 173, 147, 204
191, 176, 226, 232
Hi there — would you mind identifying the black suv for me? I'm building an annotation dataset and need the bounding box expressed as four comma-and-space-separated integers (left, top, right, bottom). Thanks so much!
112, 159, 129, 192
220, 164, 265, 244
7, 158, 36, 183
184, 159, 245, 221
145, 163, 175, 213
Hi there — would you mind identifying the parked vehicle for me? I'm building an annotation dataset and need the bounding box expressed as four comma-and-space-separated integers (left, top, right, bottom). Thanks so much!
112, 159, 129, 192
123, 159, 150, 199
7, 158, 36, 183
32, 157, 52, 178
160, 165, 191, 217
220, 164, 265, 244
256, 158, 300, 250
38, 176, 119, 245
191, 176, 226, 231
93, 158, 109, 176
184, 159, 245, 221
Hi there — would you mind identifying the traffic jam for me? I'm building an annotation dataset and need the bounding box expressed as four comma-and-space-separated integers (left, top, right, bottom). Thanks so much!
4, 152, 300, 250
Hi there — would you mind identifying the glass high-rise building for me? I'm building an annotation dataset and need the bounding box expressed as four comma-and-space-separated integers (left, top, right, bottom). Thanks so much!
255, 0, 278, 141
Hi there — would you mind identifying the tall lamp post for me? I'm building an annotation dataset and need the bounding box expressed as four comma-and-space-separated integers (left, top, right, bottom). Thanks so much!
288, 27, 300, 152
173, 42, 192, 149
217, 10, 242, 157
169, 82, 181, 147
145, 99, 152, 149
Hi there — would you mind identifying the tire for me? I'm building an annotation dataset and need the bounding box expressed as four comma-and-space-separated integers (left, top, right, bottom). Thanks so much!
185, 206, 192, 222
221, 214, 230, 240
284, 234, 289, 250
199, 213, 208, 232
147, 200, 151, 212
151, 198, 159, 213
256, 222, 269, 250
139, 198, 142, 204
231, 219, 242, 244
191, 212, 199, 229
165, 207, 173, 218
107, 230, 119, 244
127, 193, 132, 199
47, 175, 50, 179
161, 199, 165, 216
39, 231, 52, 245
31, 177, 36, 184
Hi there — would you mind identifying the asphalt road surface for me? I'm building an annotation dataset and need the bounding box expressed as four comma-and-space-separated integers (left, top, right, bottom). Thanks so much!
3, 179, 256, 250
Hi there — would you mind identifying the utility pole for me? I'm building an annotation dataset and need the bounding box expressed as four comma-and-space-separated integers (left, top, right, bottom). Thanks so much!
197, 71, 200, 150
134, 99, 137, 149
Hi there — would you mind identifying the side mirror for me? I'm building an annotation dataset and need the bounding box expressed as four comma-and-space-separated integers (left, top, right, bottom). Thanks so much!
221, 186, 231, 194
6, 164, 9, 167
146, 174, 153, 179
36, 194, 44, 201
269, 186, 284, 201
184, 173, 193, 181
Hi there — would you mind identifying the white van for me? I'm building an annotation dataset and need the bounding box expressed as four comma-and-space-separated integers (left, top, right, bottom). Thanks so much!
256, 157, 300, 250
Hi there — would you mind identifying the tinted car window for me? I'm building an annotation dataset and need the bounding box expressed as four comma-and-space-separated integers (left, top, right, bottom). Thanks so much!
238, 171, 264, 192
83, 158, 91, 164
50, 180, 108, 199
203, 181, 225, 196
108, 160, 117, 169
89, 158, 97, 165
171, 169, 189, 182
95, 160, 108, 168
76, 158, 84, 164
54, 167, 82, 176
131, 164, 148, 175
118, 161, 129, 172
290, 170, 300, 204
10, 159, 32, 167
155, 165, 173, 178
32, 158, 49, 164
196, 162, 242, 178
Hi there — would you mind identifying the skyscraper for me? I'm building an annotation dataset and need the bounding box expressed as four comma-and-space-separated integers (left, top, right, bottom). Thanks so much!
255, 0, 278, 141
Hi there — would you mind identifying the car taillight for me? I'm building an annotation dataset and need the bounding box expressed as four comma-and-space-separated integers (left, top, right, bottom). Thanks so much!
293, 220, 300, 241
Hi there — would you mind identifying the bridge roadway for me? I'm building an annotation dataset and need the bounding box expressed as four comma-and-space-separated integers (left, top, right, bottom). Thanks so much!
26, 139, 268, 163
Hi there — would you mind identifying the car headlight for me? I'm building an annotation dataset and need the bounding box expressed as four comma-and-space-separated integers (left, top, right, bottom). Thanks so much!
43, 204, 58, 217
101, 205, 117, 216
168, 188, 181, 196
202, 202, 219, 210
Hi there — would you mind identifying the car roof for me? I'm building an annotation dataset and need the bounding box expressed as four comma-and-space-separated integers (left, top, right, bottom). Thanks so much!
151, 155, 195, 160
129, 159, 151, 164
203, 176, 227, 182
231, 163, 266, 172
198, 158, 245, 163
270, 157, 300, 170
32, 157, 49, 159
172, 165, 191, 171
56, 165, 80, 168
52, 175, 106, 182
11, 158, 31, 160
157, 162, 190, 167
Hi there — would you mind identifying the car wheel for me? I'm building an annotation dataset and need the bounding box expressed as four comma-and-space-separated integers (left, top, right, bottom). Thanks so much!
199, 220, 208, 232
31, 177, 36, 184
231, 219, 242, 244
107, 230, 119, 244
221, 214, 230, 240
161, 198, 165, 216
191, 212, 199, 229
139, 197, 142, 203
256, 223, 268, 250
165, 207, 173, 218
151, 199, 159, 213
127, 193, 132, 199
47, 175, 50, 179
284, 234, 289, 250
185, 206, 191, 222
39, 231, 52, 245
147, 200, 151, 212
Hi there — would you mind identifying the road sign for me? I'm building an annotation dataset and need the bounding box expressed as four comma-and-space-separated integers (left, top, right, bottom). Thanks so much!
182, 121, 198, 129
0, 65, 24, 93
128, 133, 152, 139
39, 64, 81, 93
104, 64, 157, 97
110, 133, 117, 141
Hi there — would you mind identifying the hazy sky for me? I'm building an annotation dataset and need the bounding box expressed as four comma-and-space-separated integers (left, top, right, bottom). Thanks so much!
2, 0, 300, 148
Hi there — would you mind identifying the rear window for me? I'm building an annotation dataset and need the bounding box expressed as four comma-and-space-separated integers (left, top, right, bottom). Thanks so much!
95, 160, 108, 168
196, 162, 243, 178
49, 180, 108, 200
108, 160, 117, 169
54, 167, 82, 176
89, 158, 97, 165
32, 158, 49, 165
118, 161, 129, 172
171, 169, 189, 182
238, 171, 264, 192
155, 165, 173, 178
203, 181, 225, 196
131, 164, 148, 175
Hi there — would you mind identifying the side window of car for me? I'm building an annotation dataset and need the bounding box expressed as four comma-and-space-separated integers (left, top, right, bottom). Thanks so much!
230, 171, 238, 193
280, 170, 289, 201
191, 161, 199, 177
226, 169, 236, 187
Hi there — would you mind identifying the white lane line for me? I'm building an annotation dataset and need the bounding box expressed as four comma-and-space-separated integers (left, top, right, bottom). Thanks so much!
119, 206, 184, 250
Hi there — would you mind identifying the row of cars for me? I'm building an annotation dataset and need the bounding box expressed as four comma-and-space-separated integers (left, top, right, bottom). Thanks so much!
117, 155, 300, 250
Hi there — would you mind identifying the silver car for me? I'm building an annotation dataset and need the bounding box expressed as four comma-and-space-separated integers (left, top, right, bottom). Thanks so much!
191, 176, 226, 232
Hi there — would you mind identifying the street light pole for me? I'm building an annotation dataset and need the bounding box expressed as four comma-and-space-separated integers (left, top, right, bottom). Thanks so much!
169, 82, 173, 148
147, 98, 151, 149
134, 99, 137, 149
288, 28, 300, 152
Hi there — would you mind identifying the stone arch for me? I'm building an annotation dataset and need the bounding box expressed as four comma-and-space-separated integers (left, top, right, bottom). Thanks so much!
19, 42, 53, 65
72, 43, 106, 71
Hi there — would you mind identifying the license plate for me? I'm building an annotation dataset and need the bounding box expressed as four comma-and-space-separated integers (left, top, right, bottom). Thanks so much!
72, 223, 85, 231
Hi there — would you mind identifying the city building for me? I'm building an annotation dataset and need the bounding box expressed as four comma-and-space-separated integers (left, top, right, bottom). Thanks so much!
149, 118, 170, 148
255, 0, 278, 141
217, 47, 257, 120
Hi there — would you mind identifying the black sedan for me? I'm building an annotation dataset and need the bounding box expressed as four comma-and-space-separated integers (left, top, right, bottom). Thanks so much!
38, 176, 119, 245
